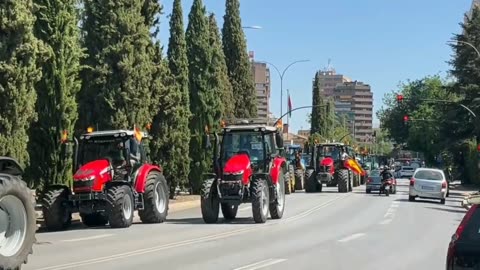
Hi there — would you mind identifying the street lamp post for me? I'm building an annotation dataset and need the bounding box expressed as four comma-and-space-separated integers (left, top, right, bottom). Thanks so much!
259, 60, 310, 119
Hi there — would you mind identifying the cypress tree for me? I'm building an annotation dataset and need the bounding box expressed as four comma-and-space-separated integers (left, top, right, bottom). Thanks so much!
311, 72, 326, 137
208, 13, 234, 119
79, 0, 157, 131
150, 0, 191, 198
0, 1, 45, 167
27, 0, 84, 188
222, 0, 257, 118
186, 0, 215, 193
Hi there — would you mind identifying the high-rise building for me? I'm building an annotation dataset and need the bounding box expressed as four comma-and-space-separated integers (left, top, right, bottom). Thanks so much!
313, 69, 351, 97
251, 60, 271, 119
333, 81, 373, 142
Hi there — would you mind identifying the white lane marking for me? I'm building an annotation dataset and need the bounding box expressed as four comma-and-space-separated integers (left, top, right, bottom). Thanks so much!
390, 204, 399, 208
233, 258, 287, 270
379, 219, 392, 225
239, 206, 250, 211
338, 233, 366, 243
61, 234, 114, 242
36, 194, 352, 270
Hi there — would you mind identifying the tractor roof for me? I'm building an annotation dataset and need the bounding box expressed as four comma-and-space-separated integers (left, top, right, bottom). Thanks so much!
223, 118, 278, 132
80, 130, 149, 139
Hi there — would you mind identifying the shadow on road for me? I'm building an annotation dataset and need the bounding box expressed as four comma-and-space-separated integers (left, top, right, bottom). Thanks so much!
425, 207, 467, 214
166, 217, 255, 225
35, 220, 110, 234
394, 198, 441, 205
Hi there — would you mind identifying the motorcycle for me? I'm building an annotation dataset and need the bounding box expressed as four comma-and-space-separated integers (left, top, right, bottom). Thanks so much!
379, 178, 393, 196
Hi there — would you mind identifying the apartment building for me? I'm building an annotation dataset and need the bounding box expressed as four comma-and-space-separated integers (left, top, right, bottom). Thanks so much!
251, 61, 271, 119
333, 81, 373, 142
314, 69, 351, 97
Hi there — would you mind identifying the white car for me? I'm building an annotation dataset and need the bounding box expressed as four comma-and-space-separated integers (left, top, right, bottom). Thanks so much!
408, 168, 448, 204
398, 166, 415, 178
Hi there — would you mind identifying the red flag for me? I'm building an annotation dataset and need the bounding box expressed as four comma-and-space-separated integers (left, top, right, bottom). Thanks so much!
288, 94, 292, 117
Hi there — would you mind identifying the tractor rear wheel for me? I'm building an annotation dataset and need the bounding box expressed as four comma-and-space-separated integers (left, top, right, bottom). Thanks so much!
336, 169, 349, 193
81, 213, 108, 227
270, 172, 285, 219
251, 179, 269, 223
0, 176, 36, 270
201, 179, 219, 224
294, 169, 304, 190
139, 172, 169, 224
106, 185, 134, 228
42, 186, 72, 231
221, 203, 238, 220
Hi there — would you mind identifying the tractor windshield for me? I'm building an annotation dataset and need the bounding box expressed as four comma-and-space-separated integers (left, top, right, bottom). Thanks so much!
318, 146, 340, 159
78, 137, 128, 167
221, 131, 265, 165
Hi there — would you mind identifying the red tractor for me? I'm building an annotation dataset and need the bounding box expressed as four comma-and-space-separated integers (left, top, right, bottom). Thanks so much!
41, 128, 169, 230
200, 119, 287, 224
305, 143, 363, 193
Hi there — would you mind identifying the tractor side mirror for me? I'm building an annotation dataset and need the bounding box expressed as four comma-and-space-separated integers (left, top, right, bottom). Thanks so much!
275, 132, 284, 148
204, 134, 212, 149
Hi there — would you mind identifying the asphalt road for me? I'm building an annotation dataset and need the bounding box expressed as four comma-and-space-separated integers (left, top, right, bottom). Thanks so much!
25, 179, 469, 270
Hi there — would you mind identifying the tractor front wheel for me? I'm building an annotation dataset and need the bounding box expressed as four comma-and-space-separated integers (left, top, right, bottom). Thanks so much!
251, 179, 269, 223
0, 176, 36, 270
336, 169, 349, 193
221, 203, 238, 220
139, 172, 169, 224
269, 173, 285, 219
294, 169, 304, 190
42, 186, 72, 231
201, 179, 219, 224
106, 185, 134, 228
81, 213, 108, 227
305, 169, 321, 193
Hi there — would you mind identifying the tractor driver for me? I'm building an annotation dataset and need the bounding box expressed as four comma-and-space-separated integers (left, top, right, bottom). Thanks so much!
106, 142, 127, 169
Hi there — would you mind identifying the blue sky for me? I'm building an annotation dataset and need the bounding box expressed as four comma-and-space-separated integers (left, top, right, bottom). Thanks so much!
158, 0, 471, 133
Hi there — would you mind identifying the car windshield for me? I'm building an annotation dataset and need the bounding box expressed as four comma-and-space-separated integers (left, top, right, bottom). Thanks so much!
79, 137, 128, 166
221, 131, 264, 163
414, 170, 444, 181
370, 170, 381, 177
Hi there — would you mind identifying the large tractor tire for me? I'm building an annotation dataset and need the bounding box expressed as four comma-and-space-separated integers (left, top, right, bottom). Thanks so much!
251, 179, 269, 223
201, 179, 219, 224
294, 169, 304, 190
0, 176, 36, 270
269, 173, 285, 219
106, 185, 134, 228
139, 171, 169, 224
42, 186, 72, 231
305, 169, 321, 193
221, 203, 238, 220
81, 213, 108, 227
336, 169, 349, 193
348, 171, 353, 191
285, 165, 294, 194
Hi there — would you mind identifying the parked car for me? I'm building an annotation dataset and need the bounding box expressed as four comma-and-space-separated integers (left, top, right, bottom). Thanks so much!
409, 168, 448, 204
446, 204, 480, 269
366, 170, 397, 194
398, 166, 415, 178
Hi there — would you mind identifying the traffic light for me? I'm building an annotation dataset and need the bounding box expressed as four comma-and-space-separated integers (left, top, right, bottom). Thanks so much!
396, 94, 404, 103
403, 115, 409, 125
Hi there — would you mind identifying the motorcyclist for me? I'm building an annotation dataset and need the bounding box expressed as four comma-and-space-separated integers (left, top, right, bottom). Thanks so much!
380, 166, 393, 182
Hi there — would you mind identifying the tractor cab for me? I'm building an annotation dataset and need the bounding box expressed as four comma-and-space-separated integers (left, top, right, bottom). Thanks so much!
76, 130, 148, 185
201, 118, 287, 224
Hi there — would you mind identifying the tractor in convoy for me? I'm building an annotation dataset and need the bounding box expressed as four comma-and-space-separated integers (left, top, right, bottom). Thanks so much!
304, 142, 365, 193
41, 128, 169, 231
0, 157, 36, 270
200, 119, 287, 224
284, 144, 305, 193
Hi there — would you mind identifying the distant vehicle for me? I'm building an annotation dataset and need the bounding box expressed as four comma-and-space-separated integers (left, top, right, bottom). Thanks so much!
398, 166, 415, 178
446, 204, 480, 269
366, 170, 397, 194
366, 170, 382, 194
409, 168, 448, 204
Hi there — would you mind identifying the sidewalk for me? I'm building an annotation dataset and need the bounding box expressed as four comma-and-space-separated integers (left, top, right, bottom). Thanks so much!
35, 194, 200, 229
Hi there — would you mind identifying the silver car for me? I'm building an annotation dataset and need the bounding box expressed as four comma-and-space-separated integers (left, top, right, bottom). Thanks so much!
408, 168, 448, 204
